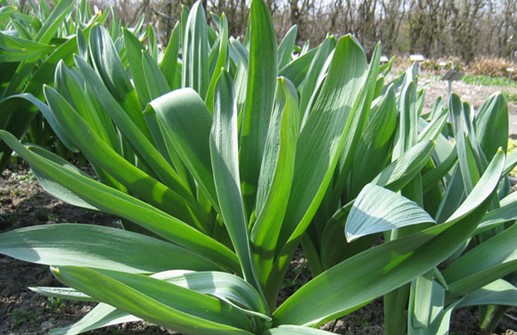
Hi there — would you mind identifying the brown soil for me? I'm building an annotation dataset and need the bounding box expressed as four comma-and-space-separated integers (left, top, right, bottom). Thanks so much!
1, 76, 517, 334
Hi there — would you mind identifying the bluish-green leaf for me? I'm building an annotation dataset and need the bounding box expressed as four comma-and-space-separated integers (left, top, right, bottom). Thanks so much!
345, 184, 435, 242
0, 224, 224, 273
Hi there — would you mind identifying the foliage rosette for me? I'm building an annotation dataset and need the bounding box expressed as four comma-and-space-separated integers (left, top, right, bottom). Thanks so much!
0, 0, 516, 334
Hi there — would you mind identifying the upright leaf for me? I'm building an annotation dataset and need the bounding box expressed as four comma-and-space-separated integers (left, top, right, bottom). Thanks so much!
239, 0, 278, 214
182, 0, 209, 97
210, 71, 261, 292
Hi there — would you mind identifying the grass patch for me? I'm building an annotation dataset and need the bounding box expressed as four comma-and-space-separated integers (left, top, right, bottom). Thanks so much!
463, 75, 517, 88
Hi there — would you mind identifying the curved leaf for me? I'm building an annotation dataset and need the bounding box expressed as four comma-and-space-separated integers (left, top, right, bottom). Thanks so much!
210, 71, 261, 291
53, 266, 254, 335
345, 184, 435, 242
0, 224, 224, 273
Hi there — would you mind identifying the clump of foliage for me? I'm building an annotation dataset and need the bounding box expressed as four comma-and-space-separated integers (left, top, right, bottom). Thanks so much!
0, 1, 516, 335
467, 57, 517, 79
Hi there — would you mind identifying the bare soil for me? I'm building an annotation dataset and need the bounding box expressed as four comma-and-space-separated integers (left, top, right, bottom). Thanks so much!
1, 76, 517, 334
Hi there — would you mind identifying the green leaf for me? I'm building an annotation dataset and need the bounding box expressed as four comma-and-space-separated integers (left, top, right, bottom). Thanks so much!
205, 14, 228, 112
475, 93, 508, 159
155, 270, 270, 320
372, 140, 435, 192
150, 88, 218, 210
34, 0, 75, 44
280, 35, 369, 248
29, 287, 92, 302
345, 184, 435, 242
251, 77, 298, 286
0, 131, 240, 274
159, 22, 181, 89
73, 57, 192, 198
0, 224, 224, 273
50, 303, 137, 335
456, 279, 517, 308
0, 32, 53, 62
278, 48, 317, 89
347, 85, 397, 198
449, 93, 480, 193
447, 149, 505, 223
210, 71, 261, 292
277, 25, 297, 68
408, 272, 442, 330
478, 191, 517, 232
298, 36, 336, 117
239, 0, 278, 214
123, 28, 152, 105
443, 223, 517, 299
266, 35, 370, 302
182, 0, 209, 97
52, 267, 254, 335
43, 85, 206, 229
89, 25, 151, 139
273, 150, 504, 327
142, 50, 170, 99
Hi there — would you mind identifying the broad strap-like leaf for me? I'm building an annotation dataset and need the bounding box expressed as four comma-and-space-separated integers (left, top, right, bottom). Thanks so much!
0, 224, 224, 273
0, 131, 240, 274
456, 279, 517, 308
52, 267, 254, 335
272, 150, 504, 327
210, 70, 261, 292
447, 149, 505, 223
278, 47, 318, 90
449, 93, 480, 193
266, 35, 370, 304
298, 36, 336, 119
443, 223, 517, 299
43, 85, 207, 230
159, 22, 181, 89
279, 35, 369, 248
73, 56, 192, 197
475, 93, 508, 159
150, 88, 219, 210
182, 0, 209, 98
29, 287, 92, 302
239, 0, 278, 215
372, 140, 435, 192
123, 28, 152, 105
251, 77, 298, 286
50, 303, 138, 335
154, 270, 270, 321
277, 25, 297, 69
89, 25, 150, 139
478, 191, 517, 232
346, 84, 397, 199
205, 14, 229, 113
345, 184, 435, 242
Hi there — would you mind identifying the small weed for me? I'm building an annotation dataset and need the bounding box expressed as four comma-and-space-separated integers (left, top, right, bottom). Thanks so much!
45, 297, 65, 313
15, 170, 35, 184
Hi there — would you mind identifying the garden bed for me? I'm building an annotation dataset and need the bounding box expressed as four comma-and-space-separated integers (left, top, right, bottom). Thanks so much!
1, 76, 517, 334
